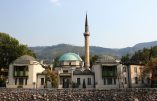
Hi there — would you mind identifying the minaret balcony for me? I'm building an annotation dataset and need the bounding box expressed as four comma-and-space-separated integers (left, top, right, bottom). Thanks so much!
84, 33, 90, 36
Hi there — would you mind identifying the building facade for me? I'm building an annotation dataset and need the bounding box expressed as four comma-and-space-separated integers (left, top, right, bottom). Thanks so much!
92, 55, 124, 89
73, 69, 94, 88
56, 53, 94, 89
7, 55, 45, 88
6, 14, 151, 89
123, 64, 150, 88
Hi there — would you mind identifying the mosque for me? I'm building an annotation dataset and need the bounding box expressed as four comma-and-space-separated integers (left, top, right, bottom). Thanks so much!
7, 14, 150, 89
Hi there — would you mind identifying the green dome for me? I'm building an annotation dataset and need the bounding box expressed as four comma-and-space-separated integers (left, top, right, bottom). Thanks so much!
59, 53, 82, 61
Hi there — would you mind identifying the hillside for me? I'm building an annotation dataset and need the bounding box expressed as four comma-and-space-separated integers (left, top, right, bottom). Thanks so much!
30, 41, 157, 62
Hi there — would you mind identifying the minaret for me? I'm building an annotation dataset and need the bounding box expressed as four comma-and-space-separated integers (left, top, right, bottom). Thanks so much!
84, 13, 90, 69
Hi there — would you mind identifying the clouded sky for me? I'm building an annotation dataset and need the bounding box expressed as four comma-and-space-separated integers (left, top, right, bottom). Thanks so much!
0, 0, 157, 48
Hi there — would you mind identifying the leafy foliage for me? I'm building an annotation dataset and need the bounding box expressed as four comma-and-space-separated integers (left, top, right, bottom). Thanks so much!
121, 47, 157, 64
143, 58, 157, 76
53, 56, 60, 67
0, 32, 36, 68
81, 55, 99, 67
90, 55, 99, 66
47, 68, 58, 88
121, 54, 130, 64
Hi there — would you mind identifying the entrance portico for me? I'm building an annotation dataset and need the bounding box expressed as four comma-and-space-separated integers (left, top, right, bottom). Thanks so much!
59, 73, 72, 88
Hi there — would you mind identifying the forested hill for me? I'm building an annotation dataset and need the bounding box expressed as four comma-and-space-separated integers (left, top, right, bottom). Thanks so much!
30, 41, 157, 61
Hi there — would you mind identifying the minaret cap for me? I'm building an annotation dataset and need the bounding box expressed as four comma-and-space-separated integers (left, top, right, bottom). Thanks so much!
85, 13, 88, 26
84, 13, 90, 35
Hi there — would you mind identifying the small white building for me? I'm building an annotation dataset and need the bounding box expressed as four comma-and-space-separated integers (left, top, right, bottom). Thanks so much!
73, 69, 94, 88
123, 64, 146, 88
92, 55, 123, 89
7, 55, 45, 88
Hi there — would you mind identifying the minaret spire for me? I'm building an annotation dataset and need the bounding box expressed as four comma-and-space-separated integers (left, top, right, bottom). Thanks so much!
84, 13, 90, 70
85, 13, 89, 35
85, 13, 89, 32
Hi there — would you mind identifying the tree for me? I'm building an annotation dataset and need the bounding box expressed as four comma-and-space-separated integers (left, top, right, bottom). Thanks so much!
81, 55, 99, 67
90, 55, 99, 66
121, 54, 130, 64
142, 58, 157, 77
121, 47, 156, 65
53, 56, 60, 67
46, 68, 58, 88
141, 58, 157, 87
0, 32, 35, 69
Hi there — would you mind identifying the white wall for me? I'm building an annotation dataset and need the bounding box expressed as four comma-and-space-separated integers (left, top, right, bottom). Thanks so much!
61, 61, 81, 68
37, 75, 45, 88
93, 64, 123, 89
7, 61, 45, 88
73, 75, 94, 88
129, 65, 145, 88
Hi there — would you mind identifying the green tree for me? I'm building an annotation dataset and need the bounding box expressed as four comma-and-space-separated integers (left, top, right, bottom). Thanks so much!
81, 55, 99, 67
121, 47, 155, 65
0, 32, 35, 69
121, 54, 130, 64
53, 56, 60, 67
90, 55, 99, 66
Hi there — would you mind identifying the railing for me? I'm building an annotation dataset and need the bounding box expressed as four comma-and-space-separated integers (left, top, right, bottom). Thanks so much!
102, 71, 116, 77
13, 71, 28, 77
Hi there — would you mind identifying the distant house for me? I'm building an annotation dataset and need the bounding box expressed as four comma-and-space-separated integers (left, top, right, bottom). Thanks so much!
122, 63, 151, 88
7, 55, 45, 88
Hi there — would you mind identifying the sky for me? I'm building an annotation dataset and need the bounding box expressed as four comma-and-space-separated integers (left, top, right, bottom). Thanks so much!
0, 0, 157, 48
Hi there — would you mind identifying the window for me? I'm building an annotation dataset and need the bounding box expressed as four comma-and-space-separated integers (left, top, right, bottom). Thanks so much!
124, 77, 127, 84
88, 78, 91, 85
15, 78, 17, 85
155, 69, 157, 76
123, 67, 126, 72
134, 67, 137, 73
69, 62, 72, 66
25, 78, 28, 85
63, 70, 68, 73
147, 78, 150, 84
135, 77, 138, 84
102, 66, 117, 77
13, 66, 28, 77
19, 78, 24, 85
41, 78, 44, 85
77, 78, 80, 85
104, 78, 106, 85
141, 78, 144, 84
114, 78, 116, 85
107, 78, 112, 85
